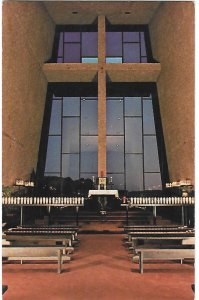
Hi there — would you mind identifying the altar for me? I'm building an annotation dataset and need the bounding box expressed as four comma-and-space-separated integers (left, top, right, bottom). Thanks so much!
88, 190, 119, 198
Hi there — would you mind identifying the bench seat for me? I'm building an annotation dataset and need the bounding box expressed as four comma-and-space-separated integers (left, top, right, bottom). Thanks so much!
132, 248, 195, 273
2, 246, 71, 273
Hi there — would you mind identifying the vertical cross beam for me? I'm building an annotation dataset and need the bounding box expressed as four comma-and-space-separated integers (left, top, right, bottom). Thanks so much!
98, 16, 106, 176
98, 15, 106, 63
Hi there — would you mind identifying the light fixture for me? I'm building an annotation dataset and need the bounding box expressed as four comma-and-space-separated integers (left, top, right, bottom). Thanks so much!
124, 11, 131, 15
72, 11, 78, 14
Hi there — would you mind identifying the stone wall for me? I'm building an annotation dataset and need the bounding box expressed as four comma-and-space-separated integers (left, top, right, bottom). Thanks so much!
149, 2, 195, 183
2, 2, 55, 186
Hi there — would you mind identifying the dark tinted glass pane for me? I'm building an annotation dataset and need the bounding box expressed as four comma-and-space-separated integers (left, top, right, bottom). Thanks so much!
64, 32, 80, 42
57, 57, 63, 63
63, 97, 80, 116
106, 32, 122, 56
143, 100, 156, 134
81, 99, 98, 135
107, 136, 124, 173
125, 118, 142, 153
58, 32, 63, 57
64, 43, 80, 62
126, 154, 143, 191
140, 32, 147, 56
124, 97, 141, 116
123, 32, 140, 42
145, 173, 162, 190
141, 57, 147, 63
49, 101, 62, 135
45, 136, 61, 173
82, 32, 98, 56
123, 43, 140, 62
107, 173, 125, 190
81, 136, 98, 173
106, 57, 122, 63
144, 136, 160, 172
62, 118, 79, 153
80, 173, 98, 180
107, 99, 124, 135
62, 154, 79, 179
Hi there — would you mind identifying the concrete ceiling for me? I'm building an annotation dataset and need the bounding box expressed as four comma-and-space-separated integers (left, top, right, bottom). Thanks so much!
43, 1, 161, 25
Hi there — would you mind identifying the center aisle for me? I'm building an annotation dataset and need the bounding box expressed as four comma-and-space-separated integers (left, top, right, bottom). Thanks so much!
3, 234, 194, 300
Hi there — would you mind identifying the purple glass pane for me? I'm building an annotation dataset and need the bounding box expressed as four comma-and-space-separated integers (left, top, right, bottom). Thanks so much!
123, 32, 140, 42
106, 32, 122, 56
57, 57, 63, 63
141, 57, 147, 63
123, 43, 140, 62
140, 32, 147, 56
82, 32, 98, 56
64, 32, 80, 42
64, 43, 80, 62
58, 32, 63, 57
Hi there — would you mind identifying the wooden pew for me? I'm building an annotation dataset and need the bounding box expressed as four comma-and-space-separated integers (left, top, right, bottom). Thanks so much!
3, 234, 74, 253
124, 226, 191, 234
126, 230, 194, 243
128, 236, 195, 251
2, 246, 70, 273
132, 248, 195, 274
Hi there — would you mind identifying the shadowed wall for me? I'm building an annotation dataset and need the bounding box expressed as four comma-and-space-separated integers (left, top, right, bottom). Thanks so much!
149, 2, 194, 183
2, 2, 55, 185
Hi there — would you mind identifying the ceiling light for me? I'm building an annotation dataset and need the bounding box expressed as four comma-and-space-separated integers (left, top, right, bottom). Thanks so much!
125, 12, 131, 15
72, 11, 78, 14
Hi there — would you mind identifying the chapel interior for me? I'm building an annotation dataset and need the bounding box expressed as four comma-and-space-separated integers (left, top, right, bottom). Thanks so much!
2, 1, 195, 299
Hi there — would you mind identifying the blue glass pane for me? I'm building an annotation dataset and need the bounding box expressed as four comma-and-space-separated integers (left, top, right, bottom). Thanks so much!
107, 136, 124, 173
123, 32, 140, 42
107, 99, 124, 135
143, 100, 156, 134
106, 57, 122, 63
140, 32, 147, 56
45, 136, 61, 173
144, 136, 160, 172
44, 173, 60, 177
81, 136, 98, 173
123, 43, 140, 63
49, 101, 62, 135
124, 97, 141, 117
107, 173, 125, 190
106, 32, 122, 56
126, 154, 143, 191
125, 118, 142, 153
64, 43, 80, 63
53, 94, 62, 100
145, 173, 162, 190
82, 32, 98, 56
62, 118, 79, 153
64, 32, 80, 42
141, 57, 147, 63
82, 57, 98, 63
63, 97, 80, 116
62, 154, 79, 179
81, 99, 98, 135
58, 32, 63, 57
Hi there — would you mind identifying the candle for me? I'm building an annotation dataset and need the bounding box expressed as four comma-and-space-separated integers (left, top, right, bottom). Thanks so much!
110, 177, 112, 183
